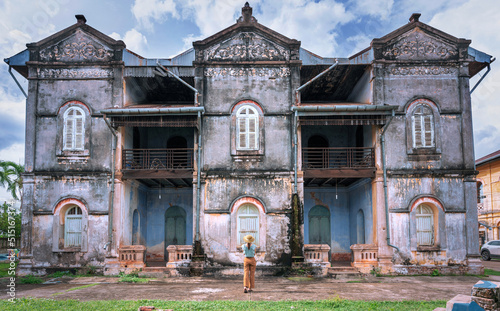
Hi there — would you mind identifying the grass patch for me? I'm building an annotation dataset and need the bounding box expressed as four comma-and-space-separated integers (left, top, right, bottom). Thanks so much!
0, 262, 16, 278
66, 283, 100, 292
18, 275, 43, 284
48, 271, 73, 278
485, 269, 500, 276
346, 280, 363, 283
118, 271, 150, 283
51, 283, 100, 296
0, 297, 446, 311
286, 276, 314, 282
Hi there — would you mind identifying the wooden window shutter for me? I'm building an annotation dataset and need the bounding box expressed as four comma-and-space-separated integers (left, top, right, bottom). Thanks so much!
238, 117, 247, 149
75, 118, 84, 150
64, 207, 83, 247
237, 204, 259, 245
423, 115, 434, 147
416, 205, 434, 246
64, 118, 74, 150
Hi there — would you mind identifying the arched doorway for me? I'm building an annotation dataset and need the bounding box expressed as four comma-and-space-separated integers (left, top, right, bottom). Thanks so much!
356, 209, 365, 244
309, 205, 331, 245
164, 206, 186, 261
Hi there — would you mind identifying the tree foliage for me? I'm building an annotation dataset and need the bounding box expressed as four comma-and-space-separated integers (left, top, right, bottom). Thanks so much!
0, 202, 21, 238
0, 160, 24, 200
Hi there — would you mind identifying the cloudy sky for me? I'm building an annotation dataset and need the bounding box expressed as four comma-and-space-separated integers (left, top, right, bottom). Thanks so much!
0, 0, 498, 202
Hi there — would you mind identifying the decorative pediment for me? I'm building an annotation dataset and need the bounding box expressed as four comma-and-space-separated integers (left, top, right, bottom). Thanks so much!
202, 32, 290, 62
39, 29, 114, 62
382, 28, 458, 61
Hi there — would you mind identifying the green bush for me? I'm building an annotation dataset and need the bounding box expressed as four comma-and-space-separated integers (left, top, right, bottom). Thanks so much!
18, 275, 43, 284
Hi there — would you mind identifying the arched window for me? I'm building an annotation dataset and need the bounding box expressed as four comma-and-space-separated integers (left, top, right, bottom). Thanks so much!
63, 107, 85, 150
236, 105, 259, 150
411, 104, 434, 148
416, 204, 434, 246
237, 204, 259, 246
64, 206, 83, 247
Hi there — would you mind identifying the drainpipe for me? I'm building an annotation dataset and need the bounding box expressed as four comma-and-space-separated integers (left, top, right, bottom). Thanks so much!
195, 111, 202, 242
292, 60, 339, 193
293, 110, 298, 194
103, 114, 118, 252
155, 62, 200, 106
380, 109, 399, 252
8, 66, 27, 98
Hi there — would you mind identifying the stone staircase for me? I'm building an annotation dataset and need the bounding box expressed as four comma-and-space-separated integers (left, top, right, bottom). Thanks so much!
327, 261, 361, 279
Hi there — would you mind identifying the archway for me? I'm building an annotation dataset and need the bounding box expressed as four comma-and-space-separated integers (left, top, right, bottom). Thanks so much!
164, 206, 186, 261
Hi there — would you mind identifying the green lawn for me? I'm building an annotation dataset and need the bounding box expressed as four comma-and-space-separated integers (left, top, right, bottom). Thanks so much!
0, 298, 445, 311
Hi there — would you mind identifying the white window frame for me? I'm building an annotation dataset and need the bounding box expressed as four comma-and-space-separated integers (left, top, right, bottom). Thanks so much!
63, 107, 85, 151
237, 204, 259, 246
64, 206, 83, 248
416, 204, 434, 246
236, 105, 259, 150
411, 104, 434, 148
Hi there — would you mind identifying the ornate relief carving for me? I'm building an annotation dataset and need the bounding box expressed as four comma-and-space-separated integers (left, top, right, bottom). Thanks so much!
383, 31, 457, 60
204, 67, 290, 77
390, 66, 457, 76
39, 29, 113, 62
38, 68, 113, 79
204, 32, 289, 62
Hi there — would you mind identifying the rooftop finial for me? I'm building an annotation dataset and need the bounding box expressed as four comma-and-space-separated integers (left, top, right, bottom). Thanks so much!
76, 14, 87, 25
409, 13, 421, 23
241, 2, 253, 23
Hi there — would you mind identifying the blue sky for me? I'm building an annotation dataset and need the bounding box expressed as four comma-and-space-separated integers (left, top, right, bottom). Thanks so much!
0, 0, 499, 202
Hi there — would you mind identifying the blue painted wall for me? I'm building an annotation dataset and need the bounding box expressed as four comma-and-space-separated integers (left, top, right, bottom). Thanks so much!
348, 179, 373, 245
145, 188, 193, 256
304, 178, 372, 253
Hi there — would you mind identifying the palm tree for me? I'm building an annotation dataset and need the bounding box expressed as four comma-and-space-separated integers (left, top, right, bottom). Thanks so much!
0, 161, 24, 201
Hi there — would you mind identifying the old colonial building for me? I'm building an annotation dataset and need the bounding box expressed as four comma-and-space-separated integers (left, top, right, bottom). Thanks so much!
477, 150, 500, 247
6, 4, 493, 275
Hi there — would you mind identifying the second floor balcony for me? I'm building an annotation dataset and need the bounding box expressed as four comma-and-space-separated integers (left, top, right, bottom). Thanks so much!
122, 148, 194, 179
302, 147, 375, 180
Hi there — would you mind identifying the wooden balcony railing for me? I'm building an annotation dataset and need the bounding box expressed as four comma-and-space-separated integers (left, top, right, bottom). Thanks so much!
123, 148, 194, 171
302, 147, 374, 169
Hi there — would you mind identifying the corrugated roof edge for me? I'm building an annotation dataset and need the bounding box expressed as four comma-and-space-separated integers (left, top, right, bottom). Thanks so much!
4, 49, 29, 66
476, 149, 500, 166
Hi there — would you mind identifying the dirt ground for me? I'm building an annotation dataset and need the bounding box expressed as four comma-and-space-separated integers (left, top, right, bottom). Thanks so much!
2, 272, 499, 302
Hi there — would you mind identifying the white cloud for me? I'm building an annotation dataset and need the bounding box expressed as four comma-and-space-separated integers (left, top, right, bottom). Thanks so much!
351, 0, 394, 20
109, 29, 149, 55
131, 0, 179, 31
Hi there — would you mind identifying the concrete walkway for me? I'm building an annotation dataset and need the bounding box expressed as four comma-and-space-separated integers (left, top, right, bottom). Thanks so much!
2, 274, 498, 302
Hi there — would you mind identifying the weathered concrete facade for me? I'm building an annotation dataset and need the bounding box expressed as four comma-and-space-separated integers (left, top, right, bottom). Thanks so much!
6, 6, 493, 275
